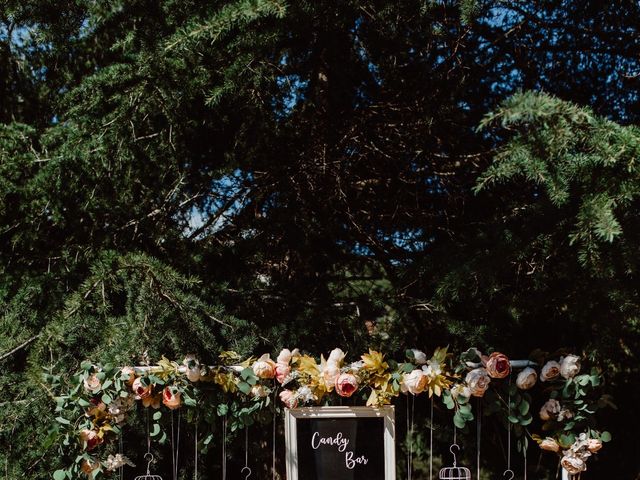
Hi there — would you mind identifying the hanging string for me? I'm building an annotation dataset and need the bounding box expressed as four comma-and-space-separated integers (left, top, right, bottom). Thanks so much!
241, 426, 253, 479
194, 420, 198, 480
146, 408, 151, 455
476, 398, 482, 480
507, 375, 512, 471
429, 396, 434, 480
406, 397, 410, 480
222, 414, 228, 480
272, 409, 277, 480
171, 410, 181, 480
408, 395, 415, 480
176, 410, 181, 480
523, 437, 528, 480
119, 432, 124, 480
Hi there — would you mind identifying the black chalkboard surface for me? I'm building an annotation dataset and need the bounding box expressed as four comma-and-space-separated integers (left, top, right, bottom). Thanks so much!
285, 406, 395, 480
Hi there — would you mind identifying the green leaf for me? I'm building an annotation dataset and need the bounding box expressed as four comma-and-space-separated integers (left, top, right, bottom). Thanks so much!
53, 469, 67, 480
237, 381, 251, 394
600, 431, 612, 442
519, 400, 530, 416
55, 416, 71, 425
101, 393, 112, 404
153, 411, 162, 421
453, 412, 466, 429
150, 424, 161, 437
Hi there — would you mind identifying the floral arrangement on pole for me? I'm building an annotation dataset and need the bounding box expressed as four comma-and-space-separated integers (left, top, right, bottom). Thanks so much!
47, 347, 611, 480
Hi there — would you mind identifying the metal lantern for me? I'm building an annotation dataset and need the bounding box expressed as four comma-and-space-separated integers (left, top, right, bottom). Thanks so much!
134, 453, 164, 480
439, 444, 471, 480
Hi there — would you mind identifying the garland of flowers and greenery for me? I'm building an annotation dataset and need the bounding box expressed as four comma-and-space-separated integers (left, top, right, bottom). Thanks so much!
47, 347, 612, 479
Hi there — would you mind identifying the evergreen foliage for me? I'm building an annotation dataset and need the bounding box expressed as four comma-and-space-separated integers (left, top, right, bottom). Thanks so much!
1, 0, 639, 477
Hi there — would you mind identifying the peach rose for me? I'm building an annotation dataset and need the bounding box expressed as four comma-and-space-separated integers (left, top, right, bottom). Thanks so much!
335, 373, 358, 397
80, 429, 103, 451
162, 387, 182, 410
560, 355, 581, 379
279, 389, 298, 408
465, 368, 491, 397
539, 399, 561, 421
275, 363, 291, 384
401, 369, 428, 395
539, 437, 560, 452
587, 438, 602, 453
253, 354, 276, 379
485, 352, 511, 379
540, 361, 561, 382
81, 458, 101, 478
561, 455, 586, 475
132, 377, 152, 400
83, 374, 102, 393
516, 367, 537, 390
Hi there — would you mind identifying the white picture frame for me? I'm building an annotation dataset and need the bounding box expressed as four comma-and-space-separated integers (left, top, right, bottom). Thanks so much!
284, 406, 396, 480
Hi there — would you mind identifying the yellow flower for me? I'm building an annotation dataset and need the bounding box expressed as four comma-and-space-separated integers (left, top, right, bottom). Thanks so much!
361, 350, 388, 375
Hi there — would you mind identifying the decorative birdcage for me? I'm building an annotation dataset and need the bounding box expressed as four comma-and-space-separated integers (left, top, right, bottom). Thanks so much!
134, 453, 163, 480
439, 444, 471, 480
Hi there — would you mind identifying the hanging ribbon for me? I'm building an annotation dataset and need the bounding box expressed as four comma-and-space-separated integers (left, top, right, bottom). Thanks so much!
429, 396, 434, 480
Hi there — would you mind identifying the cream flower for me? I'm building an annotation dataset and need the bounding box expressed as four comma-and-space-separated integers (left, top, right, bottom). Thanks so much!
322, 362, 341, 389
83, 374, 102, 393
516, 367, 537, 390
587, 438, 602, 453
465, 368, 491, 397
251, 385, 270, 398
411, 349, 428, 365
327, 348, 346, 365
275, 363, 291, 384
183, 354, 201, 382
401, 369, 428, 395
539, 399, 561, 421
277, 348, 293, 365
296, 385, 317, 403
539, 438, 560, 452
450, 383, 471, 400
422, 360, 443, 381
540, 360, 561, 382
105, 454, 135, 471
560, 355, 581, 379
252, 354, 276, 379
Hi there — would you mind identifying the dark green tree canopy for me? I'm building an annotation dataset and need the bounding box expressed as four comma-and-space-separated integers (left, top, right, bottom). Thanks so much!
1, 0, 639, 477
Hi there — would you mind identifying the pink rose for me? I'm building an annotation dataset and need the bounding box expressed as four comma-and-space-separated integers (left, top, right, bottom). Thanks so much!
484, 352, 511, 379
279, 389, 298, 408
335, 373, 358, 397
275, 363, 291, 384
277, 349, 293, 365
132, 378, 152, 399
162, 387, 182, 410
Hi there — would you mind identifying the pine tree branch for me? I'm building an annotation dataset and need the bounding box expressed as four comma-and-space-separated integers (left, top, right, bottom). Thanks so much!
0, 334, 41, 362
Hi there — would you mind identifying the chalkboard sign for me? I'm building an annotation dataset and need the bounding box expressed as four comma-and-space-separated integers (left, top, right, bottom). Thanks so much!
285, 406, 395, 480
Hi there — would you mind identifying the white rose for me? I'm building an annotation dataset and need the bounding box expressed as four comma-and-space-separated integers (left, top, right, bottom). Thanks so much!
465, 368, 491, 397
401, 369, 428, 395
540, 360, 561, 382
539, 399, 561, 421
277, 349, 293, 365
560, 355, 581, 379
411, 349, 428, 365
516, 367, 537, 390
327, 348, 346, 365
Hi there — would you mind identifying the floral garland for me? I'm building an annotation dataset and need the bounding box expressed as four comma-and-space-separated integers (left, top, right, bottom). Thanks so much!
48, 347, 611, 479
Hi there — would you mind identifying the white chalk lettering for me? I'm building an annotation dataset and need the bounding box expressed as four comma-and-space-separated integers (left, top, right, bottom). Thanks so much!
311, 431, 350, 453
345, 451, 369, 469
